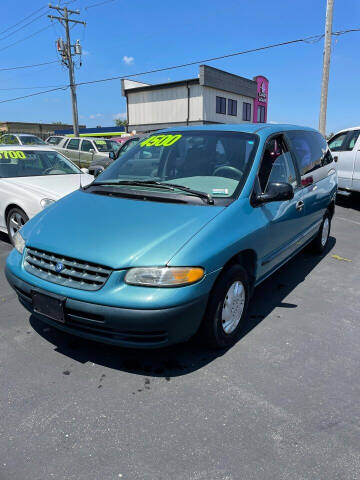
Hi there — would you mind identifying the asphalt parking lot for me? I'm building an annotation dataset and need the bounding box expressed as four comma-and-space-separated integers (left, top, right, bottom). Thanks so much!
1, 195, 360, 480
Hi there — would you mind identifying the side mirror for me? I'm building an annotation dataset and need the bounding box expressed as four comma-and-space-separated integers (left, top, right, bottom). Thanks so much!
89, 149, 95, 154
94, 168, 103, 177
109, 151, 116, 160
81, 167, 89, 174
254, 182, 294, 205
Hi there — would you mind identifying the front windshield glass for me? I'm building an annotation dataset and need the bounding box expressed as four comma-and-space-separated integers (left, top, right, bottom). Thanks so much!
19, 136, 45, 145
96, 131, 258, 198
0, 149, 81, 178
94, 139, 117, 152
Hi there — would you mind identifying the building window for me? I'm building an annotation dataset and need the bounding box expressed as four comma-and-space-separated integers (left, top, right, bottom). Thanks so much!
228, 99, 237, 116
216, 96, 226, 114
242, 102, 251, 121
257, 105, 266, 123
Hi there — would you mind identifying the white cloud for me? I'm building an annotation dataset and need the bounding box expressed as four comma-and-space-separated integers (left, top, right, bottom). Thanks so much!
89, 113, 103, 119
113, 112, 127, 120
123, 55, 134, 65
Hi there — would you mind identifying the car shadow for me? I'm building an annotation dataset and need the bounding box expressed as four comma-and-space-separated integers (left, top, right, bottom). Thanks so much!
336, 192, 360, 212
29, 237, 336, 378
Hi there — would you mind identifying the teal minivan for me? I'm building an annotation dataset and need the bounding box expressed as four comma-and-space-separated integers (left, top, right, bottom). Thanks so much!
6, 124, 337, 349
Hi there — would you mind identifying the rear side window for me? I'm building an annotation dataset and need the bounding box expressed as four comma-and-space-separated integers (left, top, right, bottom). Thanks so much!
329, 130, 360, 152
67, 139, 80, 150
287, 131, 330, 177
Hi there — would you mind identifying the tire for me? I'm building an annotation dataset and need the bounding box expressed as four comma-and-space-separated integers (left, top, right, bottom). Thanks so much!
6, 207, 29, 245
199, 264, 250, 349
310, 210, 331, 254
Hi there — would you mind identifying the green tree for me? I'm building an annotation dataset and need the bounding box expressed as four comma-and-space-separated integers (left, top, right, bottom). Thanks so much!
115, 118, 127, 127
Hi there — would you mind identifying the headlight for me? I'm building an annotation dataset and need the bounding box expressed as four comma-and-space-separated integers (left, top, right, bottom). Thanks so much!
40, 198, 55, 209
13, 231, 25, 254
125, 267, 205, 287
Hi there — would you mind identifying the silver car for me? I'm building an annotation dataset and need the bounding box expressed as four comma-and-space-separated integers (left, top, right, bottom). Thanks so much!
0, 133, 46, 146
55, 137, 118, 168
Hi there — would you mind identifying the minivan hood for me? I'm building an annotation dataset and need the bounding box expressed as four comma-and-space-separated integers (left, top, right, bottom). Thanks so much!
23, 190, 225, 269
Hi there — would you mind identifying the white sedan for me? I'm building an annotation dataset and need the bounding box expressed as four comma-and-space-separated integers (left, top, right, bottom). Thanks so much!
0, 145, 93, 244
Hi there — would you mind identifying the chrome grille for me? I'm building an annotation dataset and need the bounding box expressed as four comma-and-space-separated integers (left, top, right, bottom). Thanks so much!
24, 247, 112, 291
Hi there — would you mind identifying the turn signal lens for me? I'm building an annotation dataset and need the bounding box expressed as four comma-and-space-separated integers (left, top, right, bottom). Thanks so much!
125, 267, 205, 287
13, 231, 25, 254
40, 198, 55, 209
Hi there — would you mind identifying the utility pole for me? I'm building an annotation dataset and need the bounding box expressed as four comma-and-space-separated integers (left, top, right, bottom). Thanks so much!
49, 5, 86, 137
319, 0, 334, 136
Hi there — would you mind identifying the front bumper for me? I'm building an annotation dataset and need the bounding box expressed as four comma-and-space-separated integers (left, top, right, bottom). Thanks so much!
5, 262, 210, 349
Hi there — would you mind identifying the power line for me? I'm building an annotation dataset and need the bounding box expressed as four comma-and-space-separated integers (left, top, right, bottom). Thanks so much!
85, 0, 117, 10
0, 27, 359, 103
0, 60, 58, 72
0, 5, 47, 37
0, 24, 52, 53
0, 13, 47, 42
0, 86, 68, 104
0, 84, 62, 91
75, 28, 360, 88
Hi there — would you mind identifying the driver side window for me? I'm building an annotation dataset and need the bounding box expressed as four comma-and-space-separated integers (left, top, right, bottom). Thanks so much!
258, 136, 299, 193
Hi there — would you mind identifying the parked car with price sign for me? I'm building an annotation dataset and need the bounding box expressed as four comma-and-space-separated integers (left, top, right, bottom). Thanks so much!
6, 125, 336, 350
0, 146, 93, 244
54, 136, 118, 169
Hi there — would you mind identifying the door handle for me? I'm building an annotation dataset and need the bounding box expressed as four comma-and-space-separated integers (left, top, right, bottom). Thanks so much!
296, 200, 304, 212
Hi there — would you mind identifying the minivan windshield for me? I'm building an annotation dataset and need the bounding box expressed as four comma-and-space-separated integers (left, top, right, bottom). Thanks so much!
0, 149, 81, 178
95, 131, 258, 199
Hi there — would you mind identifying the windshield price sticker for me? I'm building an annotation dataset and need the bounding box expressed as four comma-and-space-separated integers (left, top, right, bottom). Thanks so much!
0, 150, 26, 159
141, 134, 182, 147
95, 140, 106, 145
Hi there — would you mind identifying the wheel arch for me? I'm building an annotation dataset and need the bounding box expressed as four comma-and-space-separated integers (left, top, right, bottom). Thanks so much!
5, 203, 28, 224
328, 198, 335, 218
219, 249, 258, 293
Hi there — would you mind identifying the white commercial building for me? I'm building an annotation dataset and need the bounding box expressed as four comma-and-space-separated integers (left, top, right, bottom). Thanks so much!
122, 65, 269, 133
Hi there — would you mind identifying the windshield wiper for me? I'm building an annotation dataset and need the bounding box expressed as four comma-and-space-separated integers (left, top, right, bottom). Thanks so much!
89, 180, 214, 204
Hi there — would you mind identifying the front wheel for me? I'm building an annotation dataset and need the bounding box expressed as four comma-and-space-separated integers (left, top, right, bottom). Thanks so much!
6, 207, 29, 245
199, 264, 250, 349
310, 210, 331, 254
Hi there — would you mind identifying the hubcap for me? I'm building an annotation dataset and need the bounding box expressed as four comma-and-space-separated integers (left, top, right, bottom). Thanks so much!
9, 212, 25, 239
321, 218, 330, 247
221, 281, 246, 334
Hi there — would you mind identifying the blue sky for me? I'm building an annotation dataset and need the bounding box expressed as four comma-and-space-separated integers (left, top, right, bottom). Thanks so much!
1, 0, 359, 134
